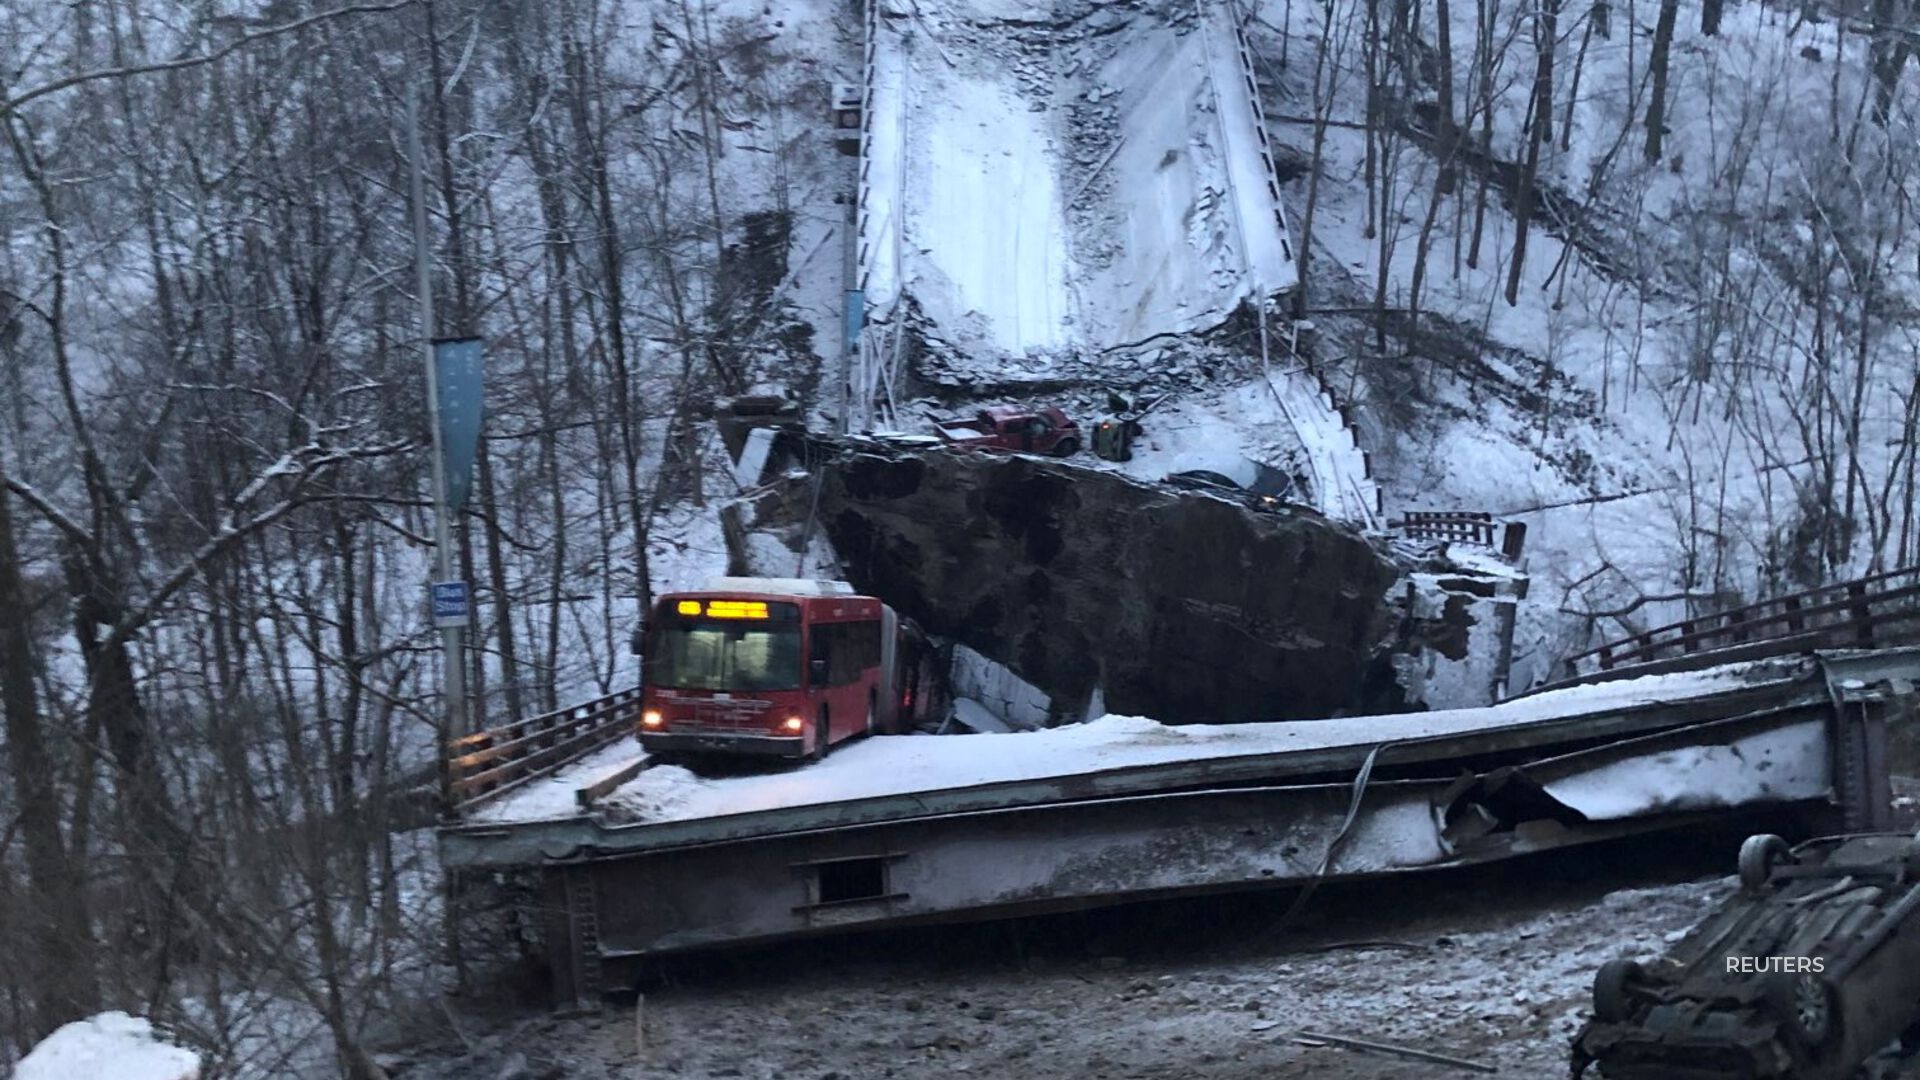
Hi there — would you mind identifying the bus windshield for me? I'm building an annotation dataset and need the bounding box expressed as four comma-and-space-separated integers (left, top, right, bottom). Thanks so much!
651, 622, 803, 692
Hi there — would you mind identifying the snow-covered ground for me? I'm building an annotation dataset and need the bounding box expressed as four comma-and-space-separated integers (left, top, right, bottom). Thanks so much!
15, 1013, 200, 1080
401, 837, 1920, 1080
1254, 0, 1920, 664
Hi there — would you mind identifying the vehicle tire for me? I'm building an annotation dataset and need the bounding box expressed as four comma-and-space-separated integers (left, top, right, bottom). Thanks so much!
1591, 959, 1643, 1024
810, 706, 831, 762
1053, 437, 1080, 457
1739, 833, 1794, 893
1764, 971, 1837, 1050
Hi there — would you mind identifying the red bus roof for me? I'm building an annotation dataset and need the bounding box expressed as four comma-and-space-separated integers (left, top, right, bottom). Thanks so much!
699, 576, 859, 597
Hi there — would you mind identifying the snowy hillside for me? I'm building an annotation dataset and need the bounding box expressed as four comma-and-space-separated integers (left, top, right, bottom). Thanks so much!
3, 0, 1918, 1073
1247, 0, 1920, 652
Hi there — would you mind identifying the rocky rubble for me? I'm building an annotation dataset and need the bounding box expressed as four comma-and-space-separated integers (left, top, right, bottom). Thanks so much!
818, 447, 1409, 722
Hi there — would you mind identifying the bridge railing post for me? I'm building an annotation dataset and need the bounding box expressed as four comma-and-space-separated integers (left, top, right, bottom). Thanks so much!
1849, 581, 1874, 646
1784, 595, 1804, 633
1500, 522, 1528, 559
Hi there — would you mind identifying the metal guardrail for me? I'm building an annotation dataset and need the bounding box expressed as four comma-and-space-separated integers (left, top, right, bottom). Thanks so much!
1553, 566, 1920, 687
1397, 510, 1496, 545
1219, 0, 1295, 264
1392, 510, 1527, 558
446, 688, 640, 812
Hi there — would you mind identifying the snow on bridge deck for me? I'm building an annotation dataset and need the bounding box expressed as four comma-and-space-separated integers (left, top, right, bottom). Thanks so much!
858, 0, 1297, 361
467, 656, 1807, 831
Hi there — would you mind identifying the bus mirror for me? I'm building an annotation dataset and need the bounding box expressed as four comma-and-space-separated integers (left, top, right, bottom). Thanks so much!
809, 657, 829, 684
629, 625, 646, 656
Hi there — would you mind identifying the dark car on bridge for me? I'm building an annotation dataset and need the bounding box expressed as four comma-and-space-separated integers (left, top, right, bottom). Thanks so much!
1573, 831, 1920, 1079
1163, 466, 1295, 511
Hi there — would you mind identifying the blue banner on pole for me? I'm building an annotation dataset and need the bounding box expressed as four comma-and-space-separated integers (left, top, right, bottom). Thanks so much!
843, 289, 864, 353
433, 337, 485, 513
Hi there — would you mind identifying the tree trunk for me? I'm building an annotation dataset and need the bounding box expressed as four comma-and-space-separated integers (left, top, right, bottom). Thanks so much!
1561, 11, 1595, 151
1506, 0, 1559, 305
1363, 0, 1382, 240
476, 439, 524, 722
1534, 0, 1557, 149
0, 479, 101, 1037
1466, 0, 1497, 269
1701, 0, 1723, 35
1291, 0, 1343, 318
1435, 0, 1458, 195
1872, 33, 1911, 125
568, 32, 654, 626
1645, 0, 1679, 163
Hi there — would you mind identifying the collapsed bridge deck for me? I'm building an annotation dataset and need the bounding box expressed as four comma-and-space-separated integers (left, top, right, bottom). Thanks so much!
440, 648, 1920, 1007
858, 0, 1297, 362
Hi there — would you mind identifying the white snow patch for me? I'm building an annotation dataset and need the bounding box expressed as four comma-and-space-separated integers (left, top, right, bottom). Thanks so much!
465, 740, 645, 824
16, 1013, 200, 1080
600, 764, 713, 823
1545, 719, 1831, 820
900, 59, 1073, 355
1094, 373, 1376, 525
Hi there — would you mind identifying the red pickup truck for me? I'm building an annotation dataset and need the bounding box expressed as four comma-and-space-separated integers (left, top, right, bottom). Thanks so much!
933, 406, 1081, 456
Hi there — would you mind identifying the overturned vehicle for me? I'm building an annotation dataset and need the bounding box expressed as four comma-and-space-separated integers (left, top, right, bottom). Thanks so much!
1573, 831, 1920, 1079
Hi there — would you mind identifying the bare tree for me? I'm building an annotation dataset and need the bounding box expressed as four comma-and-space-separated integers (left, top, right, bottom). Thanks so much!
1644, 0, 1679, 163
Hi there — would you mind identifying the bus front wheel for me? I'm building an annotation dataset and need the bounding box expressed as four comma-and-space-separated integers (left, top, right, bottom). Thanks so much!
810, 706, 831, 762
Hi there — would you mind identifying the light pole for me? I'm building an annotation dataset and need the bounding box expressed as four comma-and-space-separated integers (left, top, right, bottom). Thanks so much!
405, 85, 469, 756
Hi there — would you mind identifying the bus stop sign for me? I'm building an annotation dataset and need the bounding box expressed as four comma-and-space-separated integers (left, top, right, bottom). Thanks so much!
432, 580, 470, 629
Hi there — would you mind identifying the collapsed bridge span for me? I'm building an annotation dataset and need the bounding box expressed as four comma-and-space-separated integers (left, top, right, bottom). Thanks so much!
439, 648, 1918, 1009
853, 0, 1298, 410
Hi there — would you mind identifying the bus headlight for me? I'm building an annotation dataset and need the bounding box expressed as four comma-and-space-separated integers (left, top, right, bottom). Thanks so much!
782, 715, 805, 733
641, 709, 664, 729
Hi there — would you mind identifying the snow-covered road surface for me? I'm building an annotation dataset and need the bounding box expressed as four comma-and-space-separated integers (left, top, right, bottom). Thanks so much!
470, 659, 1791, 827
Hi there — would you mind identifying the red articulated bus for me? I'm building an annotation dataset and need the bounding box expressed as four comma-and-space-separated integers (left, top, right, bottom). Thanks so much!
637, 578, 918, 761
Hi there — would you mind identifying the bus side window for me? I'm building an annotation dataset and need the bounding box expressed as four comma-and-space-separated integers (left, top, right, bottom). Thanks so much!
829, 622, 854, 685
833, 619, 880, 684
811, 620, 884, 687
809, 624, 833, 686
